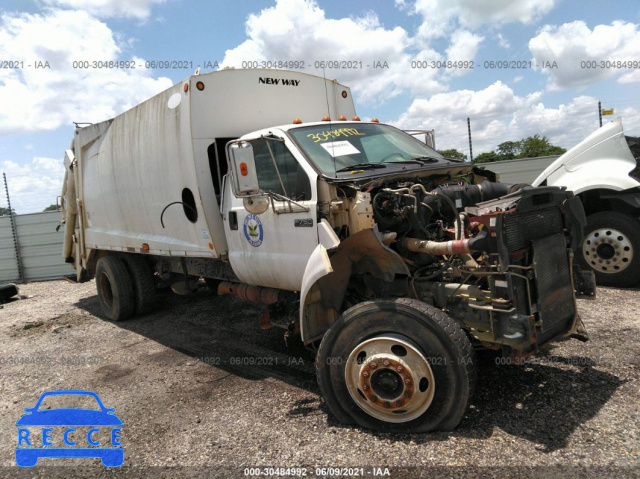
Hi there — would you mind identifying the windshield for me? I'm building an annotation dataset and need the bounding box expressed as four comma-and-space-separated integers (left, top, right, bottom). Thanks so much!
288, 123, 445, 176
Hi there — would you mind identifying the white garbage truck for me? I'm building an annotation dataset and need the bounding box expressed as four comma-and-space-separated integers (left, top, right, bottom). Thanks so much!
61, 68, 591, 432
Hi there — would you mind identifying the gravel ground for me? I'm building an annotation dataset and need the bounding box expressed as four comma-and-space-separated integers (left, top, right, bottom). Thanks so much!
0, 279, 638, 478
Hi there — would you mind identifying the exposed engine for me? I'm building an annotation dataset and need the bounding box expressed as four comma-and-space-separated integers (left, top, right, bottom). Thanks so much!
373, 180, 525, 269
322, 173, 590, 356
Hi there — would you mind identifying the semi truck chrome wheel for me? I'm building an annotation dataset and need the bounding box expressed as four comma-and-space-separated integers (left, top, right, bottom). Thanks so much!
344, 334, 435, 423
579, 212, 640, 287
316, 298, 476, 433
583, 227, 633, 274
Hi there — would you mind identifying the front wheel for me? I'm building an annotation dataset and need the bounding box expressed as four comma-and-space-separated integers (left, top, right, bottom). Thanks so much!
580, 211, 640, 287
316, 298, 476, 432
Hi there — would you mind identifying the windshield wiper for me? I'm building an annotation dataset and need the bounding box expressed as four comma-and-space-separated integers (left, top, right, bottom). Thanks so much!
336, 163, 387, 173
409, 156, 440, 163
382, 159, 425, 165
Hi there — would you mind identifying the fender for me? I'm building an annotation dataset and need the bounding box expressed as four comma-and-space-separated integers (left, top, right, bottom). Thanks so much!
299, 226, 410, 343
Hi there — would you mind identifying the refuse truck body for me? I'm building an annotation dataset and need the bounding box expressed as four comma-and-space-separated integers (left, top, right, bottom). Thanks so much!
61, 69, 591, 433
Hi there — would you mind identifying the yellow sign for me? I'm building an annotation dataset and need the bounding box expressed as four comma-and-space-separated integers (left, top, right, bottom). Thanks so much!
602, 108, 614, 115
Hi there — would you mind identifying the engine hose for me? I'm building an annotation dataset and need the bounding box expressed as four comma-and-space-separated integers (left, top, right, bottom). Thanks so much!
432, 192, 462, 240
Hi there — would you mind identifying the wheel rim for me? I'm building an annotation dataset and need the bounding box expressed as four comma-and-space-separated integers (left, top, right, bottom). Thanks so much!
344, 334, 435, 423
583, 227, 633, 274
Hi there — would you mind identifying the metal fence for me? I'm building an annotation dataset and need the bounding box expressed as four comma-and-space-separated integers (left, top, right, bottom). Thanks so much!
0, 211, 72, 283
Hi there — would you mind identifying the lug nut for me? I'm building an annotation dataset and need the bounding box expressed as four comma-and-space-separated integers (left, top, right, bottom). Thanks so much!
363, 385, 369, 391
383, 401, 391, 408
404, 391, 411, 398
370, 363, 377, 369
396, 366, 404, 372
404, 378, 411, 385
383, 360, 390, 367
363, 371, 369, 377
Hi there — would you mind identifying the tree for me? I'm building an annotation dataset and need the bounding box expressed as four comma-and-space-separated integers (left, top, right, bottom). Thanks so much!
474, 135, 566, 164
519, 134, 566, 158
473, 152, 501, 164
43, 204, 58, 212
0, 207, 15, 216
496, 141, 522, 160
437, 149, 467, 161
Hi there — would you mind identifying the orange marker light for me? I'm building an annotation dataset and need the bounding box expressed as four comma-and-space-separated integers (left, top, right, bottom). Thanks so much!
338, 115, 347, 121
371, 118, 379, 123
240, 162, 248, 176
142, 243, 150, 252
196, 81, 205, 91
183, 83, 189, 93
293, 118, 302, 124
208, 242, 214, 250
321, 116, 331, 121
341, 91, 348, 98
352, 116, 361, 121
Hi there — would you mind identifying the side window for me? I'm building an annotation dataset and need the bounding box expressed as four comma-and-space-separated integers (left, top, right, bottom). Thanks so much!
251, 139, 311, 201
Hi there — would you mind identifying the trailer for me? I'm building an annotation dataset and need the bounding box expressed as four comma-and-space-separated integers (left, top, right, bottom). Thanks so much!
61, 69, 591, 433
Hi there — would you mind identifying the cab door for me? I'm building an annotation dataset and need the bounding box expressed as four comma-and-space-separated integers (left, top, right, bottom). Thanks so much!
222, 135, 319, 291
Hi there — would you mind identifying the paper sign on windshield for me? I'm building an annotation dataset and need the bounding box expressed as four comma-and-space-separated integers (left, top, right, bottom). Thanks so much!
320, 141, 361, 157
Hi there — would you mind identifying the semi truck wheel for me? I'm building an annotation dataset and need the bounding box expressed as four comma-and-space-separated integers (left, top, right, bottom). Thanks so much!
122, 254, 157, 315
580, 211, 640, 287
95, 256, 135, 321
316, 298, 476, 432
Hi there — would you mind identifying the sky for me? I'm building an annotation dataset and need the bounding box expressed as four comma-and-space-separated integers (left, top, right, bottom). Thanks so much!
1, 0, 639, 213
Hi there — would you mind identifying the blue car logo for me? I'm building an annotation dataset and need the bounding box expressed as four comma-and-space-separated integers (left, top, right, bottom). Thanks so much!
15, 390, 123, 467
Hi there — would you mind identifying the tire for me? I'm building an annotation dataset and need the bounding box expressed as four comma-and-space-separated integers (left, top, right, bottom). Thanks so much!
316, 298, 476, 433
121, 254, 157, 315
95, 255, 135, 321
579, 211, 640, 287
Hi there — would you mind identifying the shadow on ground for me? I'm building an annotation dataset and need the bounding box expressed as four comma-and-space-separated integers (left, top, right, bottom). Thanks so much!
76, 287, 624, 452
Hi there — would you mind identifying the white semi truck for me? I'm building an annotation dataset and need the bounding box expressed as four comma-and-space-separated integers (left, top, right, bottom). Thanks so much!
61, 69, 591, 433
532, 119, 640, 287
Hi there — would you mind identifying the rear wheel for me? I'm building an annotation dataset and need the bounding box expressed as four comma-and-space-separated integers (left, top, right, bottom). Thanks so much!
122, 254, 157, 315
95, 255, 135, 321
580, 211, 640, 287
316, 298, 476, 432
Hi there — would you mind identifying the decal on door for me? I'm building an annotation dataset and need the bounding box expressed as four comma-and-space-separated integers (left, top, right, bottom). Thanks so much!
243, 213, 264, 247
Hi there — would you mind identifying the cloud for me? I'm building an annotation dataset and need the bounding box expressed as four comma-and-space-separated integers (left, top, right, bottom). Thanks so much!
42, 0, 167, 20
497, 33, 510, 49
529, 20, 640, 90
2, 157, 65, 213
221, 0, 447, 104
413, 0, 556, 39
618, 70, 640, 84
445, 30, 483, 76
393, 82, 638, 157
0, 9, 172, 135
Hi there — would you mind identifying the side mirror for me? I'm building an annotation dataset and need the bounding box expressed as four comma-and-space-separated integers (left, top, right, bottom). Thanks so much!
243, 195, 270, 215
228, 141, 259, 196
